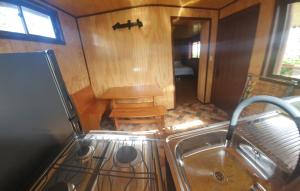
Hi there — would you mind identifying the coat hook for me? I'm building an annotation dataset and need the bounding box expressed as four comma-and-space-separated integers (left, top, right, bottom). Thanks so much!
112, 19, 143, 30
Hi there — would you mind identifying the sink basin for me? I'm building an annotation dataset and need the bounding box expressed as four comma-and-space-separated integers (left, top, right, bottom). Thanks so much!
165, 113, 298, 191
175, 130, 271, 190
182, 146, 265, 190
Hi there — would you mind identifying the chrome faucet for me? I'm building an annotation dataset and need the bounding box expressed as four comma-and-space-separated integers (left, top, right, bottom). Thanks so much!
225, 95, 300, 181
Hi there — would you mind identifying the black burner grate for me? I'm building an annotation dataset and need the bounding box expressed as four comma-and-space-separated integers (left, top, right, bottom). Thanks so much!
33, 135, 161, 191
116, 146, 138, 164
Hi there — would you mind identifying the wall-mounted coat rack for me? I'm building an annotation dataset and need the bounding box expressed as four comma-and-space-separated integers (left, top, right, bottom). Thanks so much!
112, 19, 143, 30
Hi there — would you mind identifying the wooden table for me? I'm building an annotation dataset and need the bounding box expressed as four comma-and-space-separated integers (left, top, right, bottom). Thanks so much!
100, 85, 163, 100
100, 85, 163, 107
100, 85, 166, 130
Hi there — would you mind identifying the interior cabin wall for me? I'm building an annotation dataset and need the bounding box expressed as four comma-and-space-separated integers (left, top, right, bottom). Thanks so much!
77, 6, 218, 109
220, 0, 300, 114
0, 2, 90, 94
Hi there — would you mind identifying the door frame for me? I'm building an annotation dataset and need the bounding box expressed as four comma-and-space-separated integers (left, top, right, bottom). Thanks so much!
170, 16, 212, 106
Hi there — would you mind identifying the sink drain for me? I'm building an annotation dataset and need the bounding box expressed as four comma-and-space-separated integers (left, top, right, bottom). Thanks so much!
213, 171, 226, 183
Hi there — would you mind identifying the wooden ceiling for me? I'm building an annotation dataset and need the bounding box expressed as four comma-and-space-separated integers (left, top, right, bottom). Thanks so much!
42, 0, 236, 17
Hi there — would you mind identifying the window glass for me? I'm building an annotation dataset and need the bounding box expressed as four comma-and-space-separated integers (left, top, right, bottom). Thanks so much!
22, 6, 56, 38
192, 41, 201, 58
0, 2, 25, 33
273, 2, 300, 79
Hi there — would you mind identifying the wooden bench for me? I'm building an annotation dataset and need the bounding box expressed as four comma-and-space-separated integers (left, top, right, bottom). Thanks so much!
110, 106, 166, 130
71, 86, 109, 132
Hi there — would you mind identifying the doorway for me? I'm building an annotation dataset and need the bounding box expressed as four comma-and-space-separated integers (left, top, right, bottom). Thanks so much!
171, 17, 211, 106
212, 5, 260, 114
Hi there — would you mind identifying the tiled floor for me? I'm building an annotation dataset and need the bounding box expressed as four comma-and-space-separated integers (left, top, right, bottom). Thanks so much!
100, 101, 229, 135
165, 101, 228, 133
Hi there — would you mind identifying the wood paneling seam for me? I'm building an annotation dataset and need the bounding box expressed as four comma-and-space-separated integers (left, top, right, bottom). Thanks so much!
76, 4, 219, 18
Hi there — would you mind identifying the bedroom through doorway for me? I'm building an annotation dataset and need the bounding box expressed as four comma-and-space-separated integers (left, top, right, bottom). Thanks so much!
171, 18, 204, 106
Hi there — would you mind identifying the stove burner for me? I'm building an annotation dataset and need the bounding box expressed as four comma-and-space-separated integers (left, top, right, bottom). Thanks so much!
77, 145, 90, 157
114, 146, 142, 167
116, 146, 138, 163
47, 182, 76, 191
76, 145, 94, 161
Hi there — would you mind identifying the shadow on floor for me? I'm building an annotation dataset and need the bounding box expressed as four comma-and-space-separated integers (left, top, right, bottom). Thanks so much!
175, 75, 198, 105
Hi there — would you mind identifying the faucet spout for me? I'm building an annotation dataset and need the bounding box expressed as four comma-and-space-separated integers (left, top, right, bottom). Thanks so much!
225, 95, 300, 181
226, 95, 300, 144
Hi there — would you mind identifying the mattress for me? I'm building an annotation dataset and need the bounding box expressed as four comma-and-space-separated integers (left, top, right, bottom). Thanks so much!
175, 66, 194, 76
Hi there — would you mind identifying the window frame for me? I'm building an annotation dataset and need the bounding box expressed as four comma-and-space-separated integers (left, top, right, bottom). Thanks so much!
0, 0, 65, 44
262, 0, 300, 83
191, 41, 201, 58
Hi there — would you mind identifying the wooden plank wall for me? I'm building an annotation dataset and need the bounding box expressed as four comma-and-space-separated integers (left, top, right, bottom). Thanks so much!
220, 0, 300, 114
78, 6, 218, 109
0, 2, 90, 94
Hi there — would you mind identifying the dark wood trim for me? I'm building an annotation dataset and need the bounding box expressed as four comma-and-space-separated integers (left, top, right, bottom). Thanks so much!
211, 50, 218, 104
262, 74, 300, 85
217, 9, 221, 19
219, 0, 239, 10
77, 4, 219, 18
39, 0, 75, 18
170, 18, 176, 107
260, 76, 300, 87
171, 16, 213, 21
75, 20, 92, 86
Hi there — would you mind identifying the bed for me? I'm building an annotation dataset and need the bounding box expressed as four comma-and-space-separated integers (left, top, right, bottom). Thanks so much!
174, 61, 194, 76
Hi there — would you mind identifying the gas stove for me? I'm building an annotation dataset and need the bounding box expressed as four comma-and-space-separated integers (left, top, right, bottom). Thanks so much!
31, 131, 163, 191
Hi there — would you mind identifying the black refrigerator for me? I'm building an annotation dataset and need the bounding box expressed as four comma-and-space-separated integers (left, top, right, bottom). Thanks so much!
0, 50, 82, 190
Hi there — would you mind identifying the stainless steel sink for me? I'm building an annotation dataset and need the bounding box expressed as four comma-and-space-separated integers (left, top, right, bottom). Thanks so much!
165, 112, 300, 191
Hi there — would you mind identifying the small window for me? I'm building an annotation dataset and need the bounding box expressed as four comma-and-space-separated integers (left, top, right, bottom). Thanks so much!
0, 2, 25, 33
263, 1, 300, 81
22, 6, 56, 38
0, 0, 64, 44
192, 41, 201, 58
